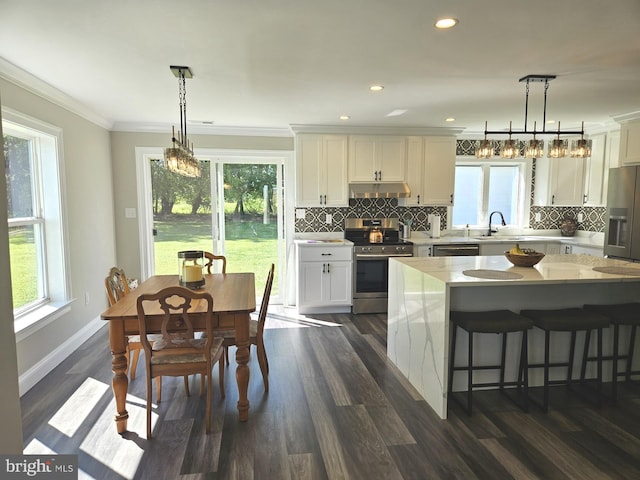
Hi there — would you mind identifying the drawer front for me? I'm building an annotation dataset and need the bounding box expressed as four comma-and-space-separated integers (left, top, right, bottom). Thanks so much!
298, 246, 353, 262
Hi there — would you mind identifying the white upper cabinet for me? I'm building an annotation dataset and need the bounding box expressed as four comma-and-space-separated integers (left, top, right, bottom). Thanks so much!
583, 133, 606, 206
534, 155, 586, 206
422, 136, 456, 205
620, 119, 640, 165
296, 134, 349, 207
402, 136, 456, 206
348, 135, 406, 182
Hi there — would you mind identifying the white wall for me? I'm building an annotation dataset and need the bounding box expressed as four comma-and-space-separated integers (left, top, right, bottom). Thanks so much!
0, 77, 117, 387
0, 90, 23, 453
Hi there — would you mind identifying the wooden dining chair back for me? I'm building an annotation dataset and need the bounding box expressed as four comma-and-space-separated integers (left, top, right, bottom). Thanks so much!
204, 252, 227, 274
105, 267, 130, 306
137, 286, 225, 438
221, 263, 274, 391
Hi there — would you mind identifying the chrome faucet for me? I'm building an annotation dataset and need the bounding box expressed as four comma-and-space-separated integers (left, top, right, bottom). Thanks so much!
488, 211, 506, 236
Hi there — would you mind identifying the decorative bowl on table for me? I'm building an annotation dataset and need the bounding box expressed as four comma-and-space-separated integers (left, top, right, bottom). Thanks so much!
504, 248, 545, 267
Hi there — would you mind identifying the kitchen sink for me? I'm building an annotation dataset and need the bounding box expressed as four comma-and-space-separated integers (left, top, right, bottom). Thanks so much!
473, 236, 524, 241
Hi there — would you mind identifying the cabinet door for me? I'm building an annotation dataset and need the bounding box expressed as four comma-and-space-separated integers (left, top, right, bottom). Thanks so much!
403, 137, 424, 205
323, 135, 349, 206
550, 157, 586, 206
298, 262, 325, 307
296, 135, 323, 207
377, 136, 406, 181
423, 137, 456, 205
326, 262, 352, 305
348, 135, 377, 181
583, 133, 606, 206
620, 120, 640, 165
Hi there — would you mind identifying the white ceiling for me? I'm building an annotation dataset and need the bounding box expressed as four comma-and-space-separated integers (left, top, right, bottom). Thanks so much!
1, 0, 639, 136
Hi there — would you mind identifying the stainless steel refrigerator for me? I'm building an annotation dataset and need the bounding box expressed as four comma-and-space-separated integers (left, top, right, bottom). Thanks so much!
604, 166, 640, 261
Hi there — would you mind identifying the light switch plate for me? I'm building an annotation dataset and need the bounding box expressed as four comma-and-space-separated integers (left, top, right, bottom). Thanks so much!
125, 208, 137, 218
325, 213, 332, 224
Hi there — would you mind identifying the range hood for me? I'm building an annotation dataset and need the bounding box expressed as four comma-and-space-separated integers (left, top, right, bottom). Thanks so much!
349, 182, 411, 199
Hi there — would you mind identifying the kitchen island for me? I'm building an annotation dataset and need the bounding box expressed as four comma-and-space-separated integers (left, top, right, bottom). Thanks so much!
387, 254, 640, 418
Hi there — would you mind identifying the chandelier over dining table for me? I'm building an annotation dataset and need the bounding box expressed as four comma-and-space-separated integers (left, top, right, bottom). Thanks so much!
164, 65, 202, 178
476, 75, 592, 160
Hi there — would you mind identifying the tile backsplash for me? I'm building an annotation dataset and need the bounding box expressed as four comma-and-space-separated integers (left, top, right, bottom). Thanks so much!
294, 139, 606, 233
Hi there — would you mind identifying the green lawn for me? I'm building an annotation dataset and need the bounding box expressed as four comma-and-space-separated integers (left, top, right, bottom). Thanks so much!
153, 215, 279, 295
9, 215, 279, 310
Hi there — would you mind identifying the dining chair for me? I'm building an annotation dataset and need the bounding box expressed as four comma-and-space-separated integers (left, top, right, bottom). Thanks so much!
220, 264, 274, 391
137, 286, 225, 438
105, 267, 185, 402
204, 252, 227, 274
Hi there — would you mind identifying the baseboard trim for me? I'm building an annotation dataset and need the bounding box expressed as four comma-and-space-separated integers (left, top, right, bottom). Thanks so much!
19, 316, 107, 396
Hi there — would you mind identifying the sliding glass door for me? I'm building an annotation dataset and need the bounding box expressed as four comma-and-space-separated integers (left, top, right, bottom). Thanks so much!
147, 153, 285, 300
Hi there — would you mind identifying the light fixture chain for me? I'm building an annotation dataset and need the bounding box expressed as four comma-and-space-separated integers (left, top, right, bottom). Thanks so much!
543, 79, 550, 132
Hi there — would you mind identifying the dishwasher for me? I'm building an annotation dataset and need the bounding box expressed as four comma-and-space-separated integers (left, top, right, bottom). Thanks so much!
432, 243, 480, 256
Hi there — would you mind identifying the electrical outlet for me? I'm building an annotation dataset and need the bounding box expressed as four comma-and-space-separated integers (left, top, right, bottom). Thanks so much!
84, 292, 90, 305
325, 213, 332, 224
125, 207, 136, 218
577, 213, 584, 222
534, 212, 541, 222
295, 208, 306, 220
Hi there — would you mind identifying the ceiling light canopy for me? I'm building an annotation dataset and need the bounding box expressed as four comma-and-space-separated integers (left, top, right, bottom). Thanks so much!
369, 85, 384, 92
164, 66, 201, 178
475, 75, 591, 160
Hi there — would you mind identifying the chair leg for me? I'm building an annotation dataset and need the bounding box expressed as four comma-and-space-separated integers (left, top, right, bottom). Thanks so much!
612, 323, 620, 402
225, 346, 230, 366
206, 371, 212, 434
580, 329, 592, 382
543, 330, 550, 413
499, 332, 508, 391
597, 327, 603, 406
184, 375, 191, 397
130, 348, 141, 381
521, 329, 529, 412
467, 331, 473, 416
146, 371, 153, 439
448, 325, 458, 395
626, 325, 637, 382
155, 377, 162, 403
200, 374, 205, 396
567, 331, 577, 386
219, 357, 225, 399
257, 341, 269, 392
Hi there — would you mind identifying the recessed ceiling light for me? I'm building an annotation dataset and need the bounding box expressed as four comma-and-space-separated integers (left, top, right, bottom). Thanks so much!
387, 109, 408, 117
445, 117, 455, 122
546, 119, 556, 124
435, 17, 459, 29
339, 115, 350, 120
370, 85, 384, 92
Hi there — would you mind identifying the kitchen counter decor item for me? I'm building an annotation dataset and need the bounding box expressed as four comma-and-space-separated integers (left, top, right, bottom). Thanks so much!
178, 250, 205, 288
560, 217, 578, 237
504, 245, 545, 267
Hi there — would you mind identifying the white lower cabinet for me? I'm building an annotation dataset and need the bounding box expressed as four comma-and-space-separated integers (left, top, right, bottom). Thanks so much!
296, 244, 352, 313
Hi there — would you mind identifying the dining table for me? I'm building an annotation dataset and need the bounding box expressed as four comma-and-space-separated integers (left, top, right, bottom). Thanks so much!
101, 272, 256, 434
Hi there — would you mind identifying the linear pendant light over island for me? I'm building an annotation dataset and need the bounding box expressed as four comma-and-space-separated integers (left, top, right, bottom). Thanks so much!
476, 75, 592, 160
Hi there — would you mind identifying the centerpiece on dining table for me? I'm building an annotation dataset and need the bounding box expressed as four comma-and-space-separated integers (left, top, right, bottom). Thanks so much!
178, 250, 205, 288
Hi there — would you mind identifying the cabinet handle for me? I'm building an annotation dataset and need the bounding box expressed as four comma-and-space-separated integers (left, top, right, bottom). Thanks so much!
319, 195, 323, 205
583, 194, 588, 204
324, 195, 327, 204
552, 194, 555, 205
322, 263, 326, 273
417, 194, 420, 204
450, 194, 453, 204
326, 263, 331, 274
378, 170, 382, 181
373, 171, 378, 181
321, 253, 332, 256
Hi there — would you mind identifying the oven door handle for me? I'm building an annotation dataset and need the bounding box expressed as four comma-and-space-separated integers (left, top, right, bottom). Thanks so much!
355, 253, 413, 258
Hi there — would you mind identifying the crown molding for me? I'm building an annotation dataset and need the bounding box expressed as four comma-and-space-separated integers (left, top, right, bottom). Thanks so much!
112, 121, 294, 137
289, 124, 464, 136
612, 111, 640, 124
0, 57, 112, 130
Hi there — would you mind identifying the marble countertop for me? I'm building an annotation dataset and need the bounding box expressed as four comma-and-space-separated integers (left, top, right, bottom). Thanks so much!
408, 232, 603, 248
392, 254, 640, 286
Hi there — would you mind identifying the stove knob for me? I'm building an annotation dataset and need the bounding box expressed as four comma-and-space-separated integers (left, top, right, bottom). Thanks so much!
396, 246, 402, 252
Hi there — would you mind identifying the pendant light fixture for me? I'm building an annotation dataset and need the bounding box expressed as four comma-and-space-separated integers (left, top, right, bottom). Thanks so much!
548, 122, 569, 158
475, 121, 494, 158
476, 75, 590, 159
164, 66, 201, 178
524, 122, 545, 158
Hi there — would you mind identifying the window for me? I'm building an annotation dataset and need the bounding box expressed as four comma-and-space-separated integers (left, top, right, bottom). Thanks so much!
452, 160, 529, 229
3, 108, 69, 332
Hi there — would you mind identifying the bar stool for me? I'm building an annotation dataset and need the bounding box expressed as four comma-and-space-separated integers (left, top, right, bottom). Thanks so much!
583, 303, 640, 402
448, 309, 534, 415
520, 307, 610, 412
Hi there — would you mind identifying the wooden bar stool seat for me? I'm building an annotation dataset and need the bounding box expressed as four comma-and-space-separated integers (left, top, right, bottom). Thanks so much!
583, 303, 640, 402
449, 310, 534, 415
520, 307, 610, 412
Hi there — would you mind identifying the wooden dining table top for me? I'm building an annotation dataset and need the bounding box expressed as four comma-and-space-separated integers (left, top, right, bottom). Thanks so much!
101, 273, 256, 321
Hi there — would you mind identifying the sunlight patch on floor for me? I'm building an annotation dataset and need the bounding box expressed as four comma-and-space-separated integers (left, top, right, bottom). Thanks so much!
48, 377, 110, 437
264, 305, 344, 329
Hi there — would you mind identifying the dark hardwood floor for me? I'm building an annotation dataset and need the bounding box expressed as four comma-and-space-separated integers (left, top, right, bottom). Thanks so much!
20, 307, 640, 479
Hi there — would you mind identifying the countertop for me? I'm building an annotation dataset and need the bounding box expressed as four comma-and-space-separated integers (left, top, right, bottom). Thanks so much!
392, 254, 640, 286
407, 231, 604, 249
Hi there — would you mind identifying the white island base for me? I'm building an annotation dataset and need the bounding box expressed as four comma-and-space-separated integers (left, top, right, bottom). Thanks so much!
387, 254, 640, 419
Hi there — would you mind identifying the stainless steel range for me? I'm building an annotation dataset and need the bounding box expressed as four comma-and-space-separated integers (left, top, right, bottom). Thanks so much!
345, 218, 414, 314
